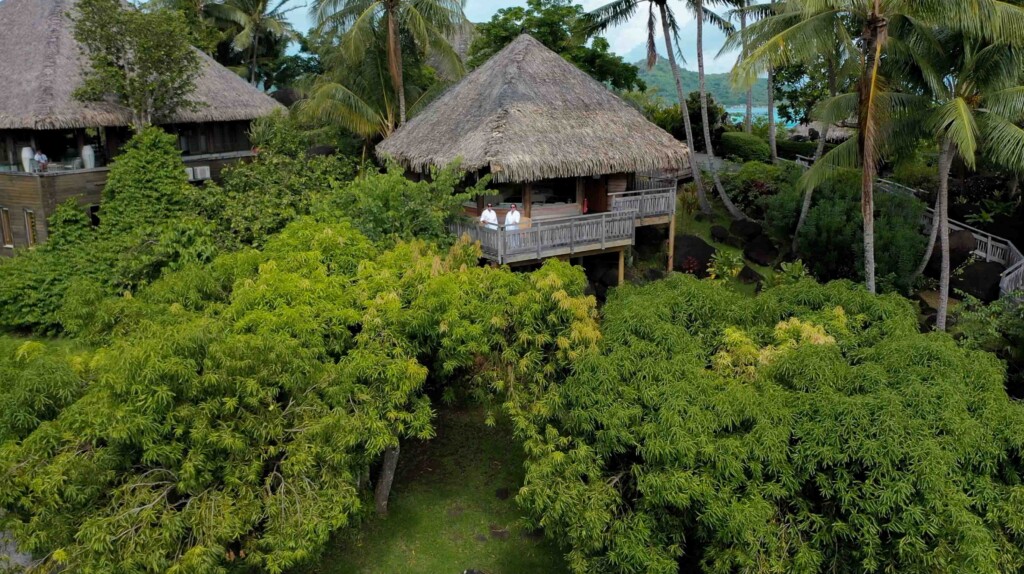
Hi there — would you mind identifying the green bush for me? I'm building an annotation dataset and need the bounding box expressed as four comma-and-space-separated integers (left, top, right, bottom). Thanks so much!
720, 132, 771, 163
772, 169, 927, 292
891, 158, 938, 193
776, 138, 820, 160
721, 161, 800, 218
517, 274, 1024, 574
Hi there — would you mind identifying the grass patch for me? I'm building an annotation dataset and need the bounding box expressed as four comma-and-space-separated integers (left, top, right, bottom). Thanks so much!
304, 409, 568, 574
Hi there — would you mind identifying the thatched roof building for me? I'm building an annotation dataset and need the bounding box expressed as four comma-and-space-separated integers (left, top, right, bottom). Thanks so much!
0, 0, 283, 130
377, 34, 690, 184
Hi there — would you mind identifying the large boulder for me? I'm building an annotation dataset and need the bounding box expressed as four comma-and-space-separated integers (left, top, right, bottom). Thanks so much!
744, 234, 779, 267
953, 261, 1005, 302
270, 87, 303, 107
674, 235, 716, 278
926, 230, 977, 276
710, 225, 730, 244
737, 265, 764, 285
730, 220, 763, 242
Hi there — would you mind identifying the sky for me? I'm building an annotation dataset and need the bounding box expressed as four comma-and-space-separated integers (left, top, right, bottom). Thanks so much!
287, 0, 737, 74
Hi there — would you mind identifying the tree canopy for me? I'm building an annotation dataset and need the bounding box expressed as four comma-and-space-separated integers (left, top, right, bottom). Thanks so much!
468, 0, 645, 92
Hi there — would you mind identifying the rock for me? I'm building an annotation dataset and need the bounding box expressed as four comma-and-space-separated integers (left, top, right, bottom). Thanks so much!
737, 265, 764, 285
953, 261, 1005, 302
495, 487, 510, 501
710, 225, 730, 243
724, 235, 745, 249
743, 235, 779, 267
307, 145, 337, 157
926, 230, 978, 276
674, 235, 716, 278
644, 268, 667, 282
730, 220, 763, 242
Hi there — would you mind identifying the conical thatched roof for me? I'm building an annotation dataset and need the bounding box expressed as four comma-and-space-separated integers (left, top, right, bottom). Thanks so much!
377, 34, 690, 184
0, 0, 283, 130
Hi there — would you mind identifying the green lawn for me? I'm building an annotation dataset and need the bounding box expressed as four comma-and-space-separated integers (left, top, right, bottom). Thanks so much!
303, 409, 569, 574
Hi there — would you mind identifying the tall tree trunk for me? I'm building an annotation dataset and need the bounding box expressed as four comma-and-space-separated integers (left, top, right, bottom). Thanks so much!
936, 137, 954, 331
659, 5, 711, 214
386, 5, 407, 125
766, 0, 777, 163
250, 32, 260, 86
696, 1, 748, 221
911, 190, 941, 284
741, 6, 752, 134
858, 5, 887, 294
374, 445, 400, 514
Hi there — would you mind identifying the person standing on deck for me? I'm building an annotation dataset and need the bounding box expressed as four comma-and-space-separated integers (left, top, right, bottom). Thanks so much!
480, 203, 498, 229
505, 204, 522, 249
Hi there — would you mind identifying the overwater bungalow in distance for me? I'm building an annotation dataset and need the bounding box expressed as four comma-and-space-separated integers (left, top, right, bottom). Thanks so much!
377, 34, 691, 283
0, 0, 283, 253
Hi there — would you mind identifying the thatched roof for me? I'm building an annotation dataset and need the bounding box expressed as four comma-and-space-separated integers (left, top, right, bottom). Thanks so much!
377, 34, 690, 184
0, 0, 283, 130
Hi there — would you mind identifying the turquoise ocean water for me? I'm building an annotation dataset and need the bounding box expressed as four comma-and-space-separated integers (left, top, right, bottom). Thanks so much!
724, 105, 799, 128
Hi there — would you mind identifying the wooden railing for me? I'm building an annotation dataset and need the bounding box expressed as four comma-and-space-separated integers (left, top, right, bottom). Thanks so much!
876, 178, 1024, 296
609, 188, 676, 220
451, 211, 638, 264
632, 173, 678, 191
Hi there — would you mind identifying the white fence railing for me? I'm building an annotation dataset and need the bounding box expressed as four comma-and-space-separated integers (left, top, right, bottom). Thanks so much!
794, 159, 1024, 297
876, 178, 1024, 296
451, 211, 638, 264
609, 188, 676, 220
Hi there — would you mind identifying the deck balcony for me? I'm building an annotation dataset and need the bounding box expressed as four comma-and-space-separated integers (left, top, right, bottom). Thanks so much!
452, 176, 678, 265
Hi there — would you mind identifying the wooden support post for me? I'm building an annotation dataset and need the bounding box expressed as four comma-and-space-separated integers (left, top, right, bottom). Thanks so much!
618, 248, 626, 286
667, 217, 676, 273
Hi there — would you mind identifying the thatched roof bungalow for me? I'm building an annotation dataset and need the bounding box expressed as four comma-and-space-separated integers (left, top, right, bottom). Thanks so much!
379, 34, 689, 276
377, 34, 690, 185
0, 0, 283, 252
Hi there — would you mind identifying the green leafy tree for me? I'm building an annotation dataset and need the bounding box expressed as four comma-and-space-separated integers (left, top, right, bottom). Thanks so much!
72, 0, 200, 130
736, 0, 1024, 293
588, 0, 713, 213
516, 273, 1024, 573
312, 0, 468, 125
468, 0, 645, 91
204, 0, 298, 85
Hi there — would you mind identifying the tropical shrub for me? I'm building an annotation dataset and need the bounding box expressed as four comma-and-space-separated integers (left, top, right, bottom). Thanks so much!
764, 170, 927, 292
0, 217, 599, 573
516, 274, 1024, 574
721, 161, 800, 218
721, 132, 771, 163
0, 128, 216, 335
313, 163, 487, 246
775, 138, 820, 160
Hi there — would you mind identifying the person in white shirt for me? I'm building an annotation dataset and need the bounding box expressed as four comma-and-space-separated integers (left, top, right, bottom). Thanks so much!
480, 203, 498, 229
504, 204, 522, 249
32, 150, 49, 171
504, 204, 521, 231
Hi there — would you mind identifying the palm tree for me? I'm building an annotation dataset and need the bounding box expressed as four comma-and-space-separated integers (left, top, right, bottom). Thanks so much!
918, 35, 1024, 329
737, 0, 1024, 294
589, 0, 713, 214
724, 0, 753, 133
205, 0, 298, 85
312, 0, 466, 126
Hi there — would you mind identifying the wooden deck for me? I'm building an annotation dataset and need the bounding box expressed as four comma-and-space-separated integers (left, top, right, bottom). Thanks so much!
452, 211, 638, 265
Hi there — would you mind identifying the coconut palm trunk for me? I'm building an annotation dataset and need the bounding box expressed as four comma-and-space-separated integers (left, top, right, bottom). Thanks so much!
936, 137, 955, 330
766, 0, 777, 163
741, 7, 752, 133
374, 444, 400, 514
385, 2, 407, 125
794, 64, 836, 252
695, 0, 748, 220
250, 31, 260, 85
659, 4, 711, 214
857, 6, 887, 295
911, 191, 941, 283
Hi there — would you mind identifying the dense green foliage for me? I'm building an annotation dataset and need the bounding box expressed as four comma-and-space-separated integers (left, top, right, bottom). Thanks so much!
0, 129, 215, 335
468, 0, 644, 91
638, 58, 769, 107
73, 0, 199, 128
721, 132, 772, 163
776, 139, 821, 161
628, 90, 726, 152
721, 161, 801, 218
0, 218, 598, 573
516, 274, 1024, 573
764, 170, 927, 292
